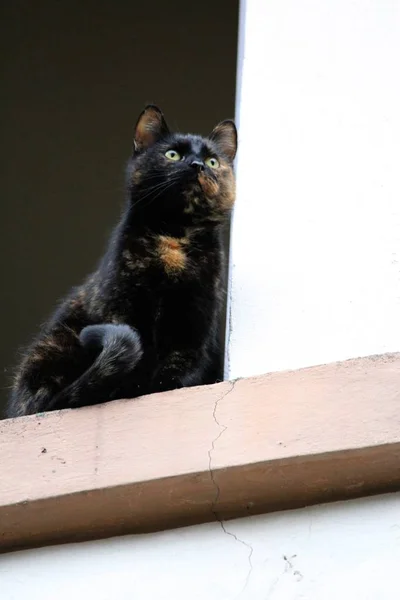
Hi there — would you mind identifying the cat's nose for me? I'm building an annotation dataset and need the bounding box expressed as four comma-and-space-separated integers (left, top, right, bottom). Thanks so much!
190, 160, 205, 172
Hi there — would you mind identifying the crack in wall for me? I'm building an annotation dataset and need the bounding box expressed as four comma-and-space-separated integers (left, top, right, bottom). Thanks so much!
208, 378, 254, 596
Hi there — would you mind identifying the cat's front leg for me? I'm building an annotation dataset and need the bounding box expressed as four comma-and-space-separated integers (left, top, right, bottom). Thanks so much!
151, 279, 218, 394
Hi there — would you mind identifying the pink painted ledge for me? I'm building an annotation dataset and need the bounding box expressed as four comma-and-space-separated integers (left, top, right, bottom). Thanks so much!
1, 353, 400, 553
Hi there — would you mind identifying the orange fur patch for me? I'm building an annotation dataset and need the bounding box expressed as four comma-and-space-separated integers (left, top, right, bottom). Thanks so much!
216, 162, 236, 211
198, 174, 219, 198
132, 170, 142, 185
158, 236, 187, 274
69, 289, 86, 310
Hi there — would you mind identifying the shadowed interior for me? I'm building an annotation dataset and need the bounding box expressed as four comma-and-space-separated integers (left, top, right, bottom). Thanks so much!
0, 0, 239, 416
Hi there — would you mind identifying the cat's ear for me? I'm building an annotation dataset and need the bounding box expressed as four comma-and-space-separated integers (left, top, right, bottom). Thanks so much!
209, 120, 237, 162
133, 105, 170, 153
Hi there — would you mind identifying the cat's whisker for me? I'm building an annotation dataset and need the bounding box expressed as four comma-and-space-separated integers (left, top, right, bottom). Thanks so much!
144, 179, 181, 208
133, 183, 171, 206
137, 175, 180, 194
132, 171, 180, 186
134, 176, 181, 206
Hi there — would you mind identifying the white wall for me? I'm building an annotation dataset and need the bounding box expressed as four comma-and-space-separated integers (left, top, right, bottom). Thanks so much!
228, 0, 400, 379
1, 493, 399, 600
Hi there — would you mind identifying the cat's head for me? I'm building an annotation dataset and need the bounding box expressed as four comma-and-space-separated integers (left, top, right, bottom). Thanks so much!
127, 105, 237, 225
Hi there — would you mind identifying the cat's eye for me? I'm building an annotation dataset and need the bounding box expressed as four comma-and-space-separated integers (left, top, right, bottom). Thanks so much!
205, 157, 220, 169
165, 149, 181, 161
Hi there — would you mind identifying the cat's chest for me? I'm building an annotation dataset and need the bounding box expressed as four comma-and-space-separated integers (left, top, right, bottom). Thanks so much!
110, 233, 220, 337
124, 233, 217, 281
156, 235, 191, 277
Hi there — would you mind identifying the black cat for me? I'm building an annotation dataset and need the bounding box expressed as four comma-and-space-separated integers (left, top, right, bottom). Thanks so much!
7, 105, 237, 417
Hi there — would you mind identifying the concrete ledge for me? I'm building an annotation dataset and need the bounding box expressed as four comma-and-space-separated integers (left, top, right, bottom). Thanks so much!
1, 353, 400, 552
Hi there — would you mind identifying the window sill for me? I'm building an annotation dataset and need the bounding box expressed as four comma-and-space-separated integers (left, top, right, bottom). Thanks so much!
1, 352, 400, 553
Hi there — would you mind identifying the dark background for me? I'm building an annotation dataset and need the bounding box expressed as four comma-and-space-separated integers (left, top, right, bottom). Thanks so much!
0, 0, 239, 417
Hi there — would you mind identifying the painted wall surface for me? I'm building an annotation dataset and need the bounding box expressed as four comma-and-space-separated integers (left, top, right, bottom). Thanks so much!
229, 0, 400, 378
1, 493, 399, 599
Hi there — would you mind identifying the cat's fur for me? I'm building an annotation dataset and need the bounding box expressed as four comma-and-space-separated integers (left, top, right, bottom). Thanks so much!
7, 105, 237, 417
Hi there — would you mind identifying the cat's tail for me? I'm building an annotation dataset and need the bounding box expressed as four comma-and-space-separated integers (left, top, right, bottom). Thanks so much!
47, 324, 143, 411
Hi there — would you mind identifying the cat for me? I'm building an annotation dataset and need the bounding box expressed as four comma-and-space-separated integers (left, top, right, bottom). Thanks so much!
7, 105, 237, 417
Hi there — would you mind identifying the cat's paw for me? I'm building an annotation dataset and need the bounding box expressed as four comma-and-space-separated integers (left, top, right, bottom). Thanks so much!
150, 369, 184, 394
